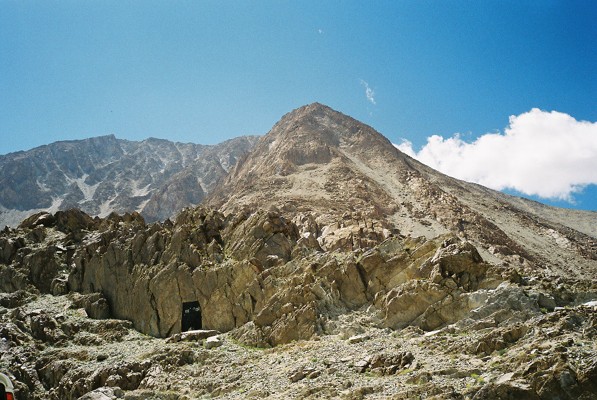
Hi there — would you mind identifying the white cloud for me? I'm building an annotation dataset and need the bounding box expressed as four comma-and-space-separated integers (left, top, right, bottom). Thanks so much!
360, 79, 376, 105
395, 109, 597, 201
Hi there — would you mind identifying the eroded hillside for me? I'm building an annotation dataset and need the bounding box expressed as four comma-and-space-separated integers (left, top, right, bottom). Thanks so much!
0, 104, 596, 399
0, 135, 259, 227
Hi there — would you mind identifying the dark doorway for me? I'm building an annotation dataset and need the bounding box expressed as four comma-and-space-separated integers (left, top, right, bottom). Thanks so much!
182, 301, 202, 332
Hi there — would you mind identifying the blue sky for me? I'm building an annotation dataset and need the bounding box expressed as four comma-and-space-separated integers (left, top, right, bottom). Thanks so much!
1, 1, 596, 210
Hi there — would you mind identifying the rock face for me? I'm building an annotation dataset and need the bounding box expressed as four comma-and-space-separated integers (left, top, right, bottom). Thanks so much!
0, 103, 596, 399
0, 135, 259, 227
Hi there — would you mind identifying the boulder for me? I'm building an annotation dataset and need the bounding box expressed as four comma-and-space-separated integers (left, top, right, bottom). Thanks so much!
70, 293, 111, 320
472, 382, 540, 400
77, 387, 124, 400
347, 334, 370, 344
166, 329, 220, 343
379, 280, 448, 329
204, 336, 223, 349
367, 351, 414, 375
18, 212, 56, 229
420, 238, 488, 291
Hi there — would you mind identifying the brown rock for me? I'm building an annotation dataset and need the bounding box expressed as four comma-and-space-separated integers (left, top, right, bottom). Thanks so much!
472, 382, 540, 400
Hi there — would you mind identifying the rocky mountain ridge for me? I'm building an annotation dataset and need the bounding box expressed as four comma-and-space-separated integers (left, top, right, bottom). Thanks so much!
0, 103, 596, 399
210, 103, 596, 278
0, 134, 259, 227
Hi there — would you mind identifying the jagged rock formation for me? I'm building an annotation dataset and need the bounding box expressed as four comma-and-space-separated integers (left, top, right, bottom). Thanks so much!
0, 135, 259, 227
0, 104, 596, 399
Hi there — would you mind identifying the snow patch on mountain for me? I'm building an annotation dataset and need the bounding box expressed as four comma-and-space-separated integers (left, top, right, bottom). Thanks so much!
131, 182, 151, 198
0, 135, 260, 226
67, 174, 100, 202
36, 179, 52, 193
98, 198, 116, 218
135, 199, 151, 214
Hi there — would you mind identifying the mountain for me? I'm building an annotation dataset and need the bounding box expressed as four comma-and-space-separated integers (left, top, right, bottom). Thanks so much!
0, 104, 596, 399
0, 134, 259, 227
210, 103, 596, 279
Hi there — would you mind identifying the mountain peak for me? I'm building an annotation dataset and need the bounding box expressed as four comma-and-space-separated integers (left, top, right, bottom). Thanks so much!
265, 103, 396, 156
290, 102, 337, 117
273, 103, 355, 132
207, 103, 412, 223
208, 105, 596, 278
285, 102, 334, 116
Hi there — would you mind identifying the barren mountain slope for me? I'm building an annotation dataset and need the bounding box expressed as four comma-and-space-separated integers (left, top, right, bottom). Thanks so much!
209, 103, 597, 279
0, 135, 259, 227
1, 104, 596, 400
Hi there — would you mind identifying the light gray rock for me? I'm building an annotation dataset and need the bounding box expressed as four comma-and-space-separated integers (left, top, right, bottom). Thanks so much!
347, 334, 370, 344
205, 336, 223, 349
77, 386, 124, 400
495, 372, 515, 384
288, 369, 305, 383
167, 329, 220, 343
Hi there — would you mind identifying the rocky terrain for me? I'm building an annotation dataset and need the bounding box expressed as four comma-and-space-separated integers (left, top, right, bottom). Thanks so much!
0, 103, 596, 399
0, 135, 258, 227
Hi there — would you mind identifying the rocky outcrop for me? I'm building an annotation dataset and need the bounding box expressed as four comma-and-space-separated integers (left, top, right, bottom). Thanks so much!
3, 290, 596, 400
4, 205, 592, 352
